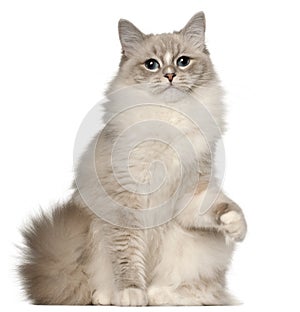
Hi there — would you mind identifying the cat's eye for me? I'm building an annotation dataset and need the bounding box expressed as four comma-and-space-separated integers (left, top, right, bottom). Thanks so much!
144, 59, 160, 71
177, 56, 190, 67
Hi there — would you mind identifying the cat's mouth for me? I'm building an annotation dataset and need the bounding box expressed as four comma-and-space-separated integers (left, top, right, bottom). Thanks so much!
162, 83, 188, 95
162, 83, 180, 92
151, 83, 188, 102
148, 82, 188, 99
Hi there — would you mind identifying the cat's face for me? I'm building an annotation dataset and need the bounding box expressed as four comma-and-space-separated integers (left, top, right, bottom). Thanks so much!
117, 12, 215, 102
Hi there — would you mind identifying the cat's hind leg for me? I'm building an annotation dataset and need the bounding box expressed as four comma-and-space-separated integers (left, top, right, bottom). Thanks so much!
148, 279, 236, 306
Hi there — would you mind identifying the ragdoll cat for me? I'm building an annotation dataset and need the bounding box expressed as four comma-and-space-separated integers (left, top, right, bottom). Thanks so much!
19, 12, 247, 306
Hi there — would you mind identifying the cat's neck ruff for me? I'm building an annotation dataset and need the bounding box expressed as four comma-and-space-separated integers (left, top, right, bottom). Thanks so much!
103, 82, 225, 141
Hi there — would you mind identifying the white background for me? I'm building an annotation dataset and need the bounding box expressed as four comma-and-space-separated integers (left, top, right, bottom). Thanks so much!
1, 0, 299, 311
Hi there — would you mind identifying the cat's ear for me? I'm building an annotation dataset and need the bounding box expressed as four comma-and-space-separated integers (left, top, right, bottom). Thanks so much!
118, 19, 145, 56
180, 12, 206, 50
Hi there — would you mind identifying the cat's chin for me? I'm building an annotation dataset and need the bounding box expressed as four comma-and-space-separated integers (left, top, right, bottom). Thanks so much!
155, 86, 187, 103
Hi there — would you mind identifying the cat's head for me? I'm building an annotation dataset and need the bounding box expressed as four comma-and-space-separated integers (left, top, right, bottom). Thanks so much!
114, 12, 216, 102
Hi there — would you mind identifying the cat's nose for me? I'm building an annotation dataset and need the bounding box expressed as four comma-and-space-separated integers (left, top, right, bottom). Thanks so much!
164, 73, 176, 83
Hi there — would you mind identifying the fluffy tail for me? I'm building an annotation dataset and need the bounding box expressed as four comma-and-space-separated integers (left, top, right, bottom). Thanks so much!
19, 200, 93, 304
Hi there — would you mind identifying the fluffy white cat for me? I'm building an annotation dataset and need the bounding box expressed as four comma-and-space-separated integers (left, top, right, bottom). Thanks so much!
20, 12, 247, 306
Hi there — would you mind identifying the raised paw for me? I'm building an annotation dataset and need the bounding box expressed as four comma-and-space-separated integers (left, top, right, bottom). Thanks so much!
216, 203, 247, 243
112, 287, 148, 306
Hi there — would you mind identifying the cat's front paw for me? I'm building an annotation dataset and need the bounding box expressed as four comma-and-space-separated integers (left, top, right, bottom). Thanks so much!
113, 287, 148, 306
92, 289, 112, 305
148, 286, 173, 305
216, 203, 247, 243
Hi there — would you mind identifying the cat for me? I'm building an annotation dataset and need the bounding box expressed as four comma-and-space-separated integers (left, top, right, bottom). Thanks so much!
19, 12, 247, 306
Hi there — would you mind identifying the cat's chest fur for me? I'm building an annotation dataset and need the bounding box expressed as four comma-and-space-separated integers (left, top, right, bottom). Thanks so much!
74, 89, 222, 214
103, 88, 220, 169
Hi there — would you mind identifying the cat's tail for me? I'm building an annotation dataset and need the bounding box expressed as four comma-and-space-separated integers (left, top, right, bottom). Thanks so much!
19, 200, 93, 304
